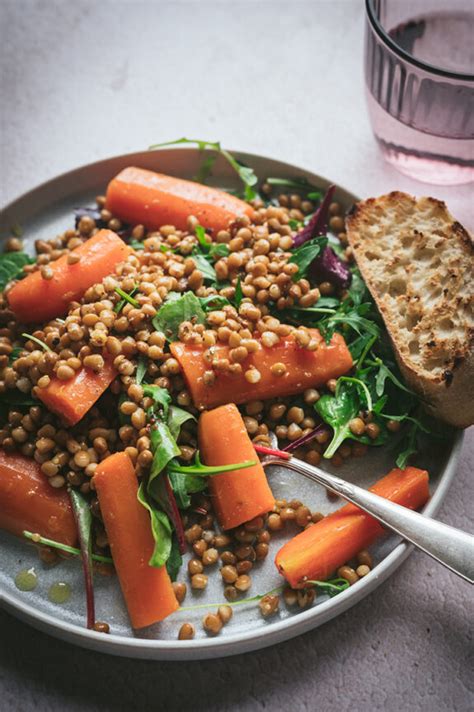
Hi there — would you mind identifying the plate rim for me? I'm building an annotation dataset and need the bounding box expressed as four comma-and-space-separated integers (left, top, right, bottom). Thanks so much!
0, 148, 465, 660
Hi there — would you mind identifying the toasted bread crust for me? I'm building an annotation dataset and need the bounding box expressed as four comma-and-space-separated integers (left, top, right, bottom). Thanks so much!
346, 192, 474, 428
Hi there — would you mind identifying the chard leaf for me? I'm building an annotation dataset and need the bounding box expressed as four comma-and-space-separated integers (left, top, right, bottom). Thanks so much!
288, 237, 328, 280
137, 483, 172, 567
68, 488, 95, 629
152, 291, 206, 341
292, 185, 335, 247
148, 421, 181, 497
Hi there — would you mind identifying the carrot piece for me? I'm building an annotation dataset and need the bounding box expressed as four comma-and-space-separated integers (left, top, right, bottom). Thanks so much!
94, 452, 179, 628
198, 404, 275, 530
36, 361, 117, 426
0, 449, 77, 546
275, 466, 429, 588
171, 329, 353, 409
106, 166, 254, 233
7, 229, 130, 323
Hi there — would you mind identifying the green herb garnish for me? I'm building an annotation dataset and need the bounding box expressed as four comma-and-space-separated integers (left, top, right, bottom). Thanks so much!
288, 236, 328, 280
21, 332, 51, 352
114, 285, 139, 311
0, 251, 33, 291
152, 291, 206, 341
149, 138, 258, 200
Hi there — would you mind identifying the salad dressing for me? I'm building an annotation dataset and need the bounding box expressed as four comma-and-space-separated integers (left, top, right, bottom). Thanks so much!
14, 567, 38, 591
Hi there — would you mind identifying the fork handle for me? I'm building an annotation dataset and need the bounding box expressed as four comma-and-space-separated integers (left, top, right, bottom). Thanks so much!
265, 456, 474, 584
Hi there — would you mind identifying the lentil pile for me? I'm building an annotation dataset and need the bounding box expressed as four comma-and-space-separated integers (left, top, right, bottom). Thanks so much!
0, 181, 380, 636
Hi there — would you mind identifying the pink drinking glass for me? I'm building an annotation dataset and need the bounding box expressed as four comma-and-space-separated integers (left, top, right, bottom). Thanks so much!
364, 0, 474, 185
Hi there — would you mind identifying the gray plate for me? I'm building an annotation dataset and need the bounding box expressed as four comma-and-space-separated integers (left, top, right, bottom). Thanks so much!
0, 149, 464, 660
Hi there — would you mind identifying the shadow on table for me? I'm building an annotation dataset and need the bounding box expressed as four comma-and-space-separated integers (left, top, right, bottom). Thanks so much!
1, 563, 472, 712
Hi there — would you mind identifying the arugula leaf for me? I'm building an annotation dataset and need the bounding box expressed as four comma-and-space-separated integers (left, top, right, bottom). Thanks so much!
369, 358, 415, 398
114, 285, 138, 313
136, 356, 148, 386
193, 253, 217, 283
195, 225, 210, 252
149, 138, 258, 199
307, 578, 350, 597
129, 239, 145, 251
137, 483, 173, 567
152, 291, 206, 341
168, 404, 195, 440
288, 237, 327, 280
68, 488, 95, 629
0, 252, 33, 290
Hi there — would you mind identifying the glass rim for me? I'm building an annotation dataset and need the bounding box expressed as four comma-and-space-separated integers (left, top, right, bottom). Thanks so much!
365, 0, 474, 81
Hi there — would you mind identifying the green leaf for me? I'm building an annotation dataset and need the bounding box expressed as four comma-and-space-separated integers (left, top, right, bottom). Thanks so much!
208, 243, 230, 260
149, 138, 258, 199
68, 488, 95, 628
198, 294, 231, 311
21, 332, 51, 352
148, 421, 181, 497
336, 376, 373, 413
370, 358, 415, 398
0, 252, 33, 290
136, 356, 148, 386
307, 578, 350, 597
266, 177, 321, 197
288, 237, 328, 280
129, 239, 145, 251
234, 276, 243, 308
193, 253, 217, 283
167, 404, 195, 440
152, 291, 206, 341
114, 285, 139, 310
195, 225, 211, 252
8, 346, 23, 365
168, 453, 256, 477
137, 483, 172, 567
143, 384, 171, 419
166, 536, 183, 581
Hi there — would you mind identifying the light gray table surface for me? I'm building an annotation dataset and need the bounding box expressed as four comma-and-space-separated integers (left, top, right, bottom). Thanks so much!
1, 2, 473, 711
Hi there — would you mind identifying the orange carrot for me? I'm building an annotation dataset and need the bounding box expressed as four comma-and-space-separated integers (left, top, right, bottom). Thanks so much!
94, 452, 178, 628
7, 229, 130, 323
37, 361, 117, 426
275, 466, 429, 588
106, 166, 254, 234
0, 449, 77, 546
198, 404, 275, 530
171, 329, 353, 409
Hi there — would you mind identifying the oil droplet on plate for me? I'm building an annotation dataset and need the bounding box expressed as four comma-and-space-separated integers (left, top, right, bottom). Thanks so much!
48, 581, 72, 604
15, 567, 38, 591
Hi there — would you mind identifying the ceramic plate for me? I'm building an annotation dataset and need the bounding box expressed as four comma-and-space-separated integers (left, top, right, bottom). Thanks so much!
0, 148, 464, 660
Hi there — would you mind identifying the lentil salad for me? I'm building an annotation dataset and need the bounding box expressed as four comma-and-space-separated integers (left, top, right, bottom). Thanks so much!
0, 143, 436, 637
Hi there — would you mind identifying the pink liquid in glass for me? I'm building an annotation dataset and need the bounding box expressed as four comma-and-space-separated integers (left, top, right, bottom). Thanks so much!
365, 3, 474, 185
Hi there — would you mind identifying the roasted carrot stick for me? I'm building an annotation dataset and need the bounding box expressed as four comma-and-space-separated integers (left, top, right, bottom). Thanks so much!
7, 229, 130, 323
94, 452, 178, 628
275, 466, 429, 588
0, 449, 77, 545
198, 404, 275, 530
171, 330, 352, 409
106, 166, 254, 233
36, 361, 117, 426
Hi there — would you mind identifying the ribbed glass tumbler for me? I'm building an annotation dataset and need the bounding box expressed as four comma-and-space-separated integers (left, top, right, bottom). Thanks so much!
364, 0, 474, 185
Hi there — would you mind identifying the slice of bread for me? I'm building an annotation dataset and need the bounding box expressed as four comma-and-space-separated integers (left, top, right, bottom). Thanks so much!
346, 192, 474, 428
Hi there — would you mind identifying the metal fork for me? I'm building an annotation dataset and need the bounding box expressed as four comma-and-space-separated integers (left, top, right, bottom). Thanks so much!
260, 433, 474, 584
